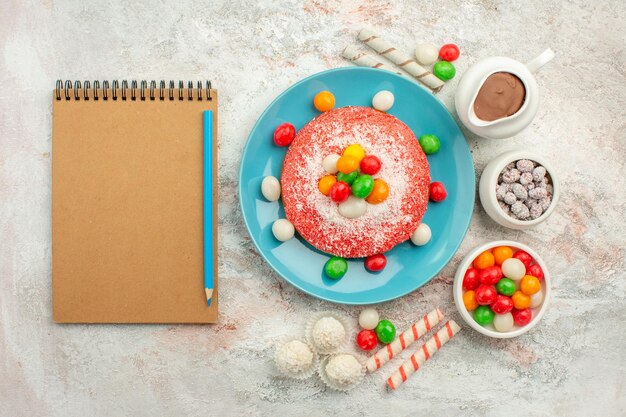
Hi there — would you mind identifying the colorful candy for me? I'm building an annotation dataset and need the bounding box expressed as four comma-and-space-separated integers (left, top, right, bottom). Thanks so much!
261, 176, 281, 201
358, 308, 379, 330
520, 275, 541, 295
273, 123, 296, 146
491, 295, 514, 314
462, 268, 480, 291
512, 308, 532, 326
365, 254, 387, 272
336, 155, 359, 174
343, 144, 365, 163
414, 43, 439, 65
513, 250, 533, 269
474, 284, 497, 305
429, 181, 447, 202
324, 256, 348, 279
492, 246, 513, 265
433, 61, 456, 81
322, 154, 340, 174
511, 290, 531, 309
272, 219, 295, 242
493, 312, 514, 332
359, 155, 381, 175
314, 91, 335, 112
527, 263, 544, 280
318, 175, 337, 196
338, 196, 367, 219
473, 250, 495, 269
439, 44, 460, 62
495, 278, 516, 296
419, 134, 441, 155
366, 179, 389, 204
501, 258, 525, 280
530, 289, 544, 308
351, 175, 374, 198
375, 320, 396, 344
463, 290, 478, 310
336, 170, 358, 185
329, 181, 351, 203
372, 90, 395, 112
356, 329, 378, 351
478, 265, 502, 285
473, 305, 494, 325
410, 223, 432, 246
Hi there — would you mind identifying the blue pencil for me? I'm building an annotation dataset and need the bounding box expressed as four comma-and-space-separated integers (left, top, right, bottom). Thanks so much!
203, 110, 214, 306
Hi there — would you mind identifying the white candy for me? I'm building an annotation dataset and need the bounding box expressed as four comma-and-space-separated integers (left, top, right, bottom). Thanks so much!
358, 308, 379, 330
493, 312, 514, 332
414, 43, 439, 65
530, 289, 544, 308
322, 154, 341, 174
502, 258, 526, 281
372, 90, 395, 112
272, 219, 295, 242
338, 196, 367, 219
261, 176, 281, 201
410, 223, 432, 246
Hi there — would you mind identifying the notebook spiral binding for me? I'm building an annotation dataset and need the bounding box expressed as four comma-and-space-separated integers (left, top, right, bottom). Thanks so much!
55, 80, 213, 101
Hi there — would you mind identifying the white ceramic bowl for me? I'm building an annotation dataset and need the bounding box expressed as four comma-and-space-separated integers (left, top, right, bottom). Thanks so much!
453, 240, 551, 338
479, 150, 559, 230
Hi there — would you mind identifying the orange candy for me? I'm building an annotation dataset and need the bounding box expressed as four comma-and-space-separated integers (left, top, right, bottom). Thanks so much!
512, 290, 531, 309
473, 250, 495, 269
336, 155, 359, 174
318, 175, 337, 195
520, 275, 541, 295
314, 91, 335, 112
492, 246, 514, 265
463, 290, 478, 311
366, 179, 389, 204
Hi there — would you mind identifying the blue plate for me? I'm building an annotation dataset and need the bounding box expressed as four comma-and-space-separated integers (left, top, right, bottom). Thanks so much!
239, 67, 475, 305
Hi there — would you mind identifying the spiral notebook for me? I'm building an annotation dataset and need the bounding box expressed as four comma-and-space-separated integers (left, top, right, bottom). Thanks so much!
52, 80, 218, 323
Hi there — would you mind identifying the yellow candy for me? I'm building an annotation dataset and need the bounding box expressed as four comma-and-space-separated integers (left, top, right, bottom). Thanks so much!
336, 155, 359, 175
343, 144, 365, 163
313, 91, 335, 112
318, 175, 337, 196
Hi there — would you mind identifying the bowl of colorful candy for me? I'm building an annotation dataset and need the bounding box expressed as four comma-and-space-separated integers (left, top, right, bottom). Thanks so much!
453, 240, 551, 338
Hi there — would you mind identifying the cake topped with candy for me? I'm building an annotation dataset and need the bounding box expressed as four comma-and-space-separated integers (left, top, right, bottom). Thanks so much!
281, 106, 430, 258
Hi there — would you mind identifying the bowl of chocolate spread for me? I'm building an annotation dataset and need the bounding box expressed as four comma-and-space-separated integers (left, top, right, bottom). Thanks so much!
455, 49, 554, 139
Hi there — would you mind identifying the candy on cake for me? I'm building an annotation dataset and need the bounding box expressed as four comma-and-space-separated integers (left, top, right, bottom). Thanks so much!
274, 339, 318, 379
306, 312, 350, 354
319, 353, 365, 391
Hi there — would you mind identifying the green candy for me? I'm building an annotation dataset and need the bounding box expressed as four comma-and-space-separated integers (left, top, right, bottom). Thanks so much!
433, 61, 456, 81
474, 305, 495, 326
351, 174, 374, 198
496, 278, 516, 296
324, 256, 348, 280
419, 134, 441, 155
375, 319, 396, 344
337, 170, 358, 185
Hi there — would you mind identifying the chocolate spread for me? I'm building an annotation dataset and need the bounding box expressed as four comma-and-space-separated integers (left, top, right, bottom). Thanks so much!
473, 72, 525, 122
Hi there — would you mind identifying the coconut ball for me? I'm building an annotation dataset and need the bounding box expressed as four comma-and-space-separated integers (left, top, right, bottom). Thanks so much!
311, 316, 346, 352
275, 340, 314, 375
325, 354, 363, 388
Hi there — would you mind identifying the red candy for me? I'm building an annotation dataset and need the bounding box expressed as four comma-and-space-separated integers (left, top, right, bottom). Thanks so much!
356, 329, 378, 351
513, 250, 533, 269
365, 254, 387, 272
439, 44, 460, 62
429, 182, 447, 202
273, 123, 296, 147
527, 264, 544, 281
462, 268, 480, 291
359, 155, 382, 175
512, 308, 533, 326
474, 285, 497, 305
478, 266, 503, 285
329, 181, 350, 203
491, 295, 514, 314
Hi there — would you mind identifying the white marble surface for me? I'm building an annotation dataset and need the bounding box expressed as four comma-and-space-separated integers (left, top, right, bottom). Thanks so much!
1, 0, 625, 416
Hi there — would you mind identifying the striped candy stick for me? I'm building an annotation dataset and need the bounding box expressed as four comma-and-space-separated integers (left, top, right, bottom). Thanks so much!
386, 320, 461, 390
342, 45, 402, 75
357, 27, 445, 93
366, 308, 444, 373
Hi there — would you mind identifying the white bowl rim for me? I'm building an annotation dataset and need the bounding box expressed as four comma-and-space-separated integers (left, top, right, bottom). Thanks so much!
453, 240, 551, 338
484, 150, 559, 227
